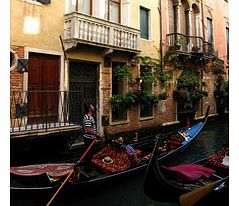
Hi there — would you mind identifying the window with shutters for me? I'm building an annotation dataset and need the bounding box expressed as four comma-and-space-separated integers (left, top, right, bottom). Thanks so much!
207, 18, 213, 53
140, 7, 150, 40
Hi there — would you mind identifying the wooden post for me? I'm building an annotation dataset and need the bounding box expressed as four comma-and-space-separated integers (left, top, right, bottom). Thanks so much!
76, 0, 78, 12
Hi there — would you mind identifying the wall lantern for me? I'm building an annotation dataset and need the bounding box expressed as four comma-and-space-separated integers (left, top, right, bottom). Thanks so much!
135, 75, 142, 84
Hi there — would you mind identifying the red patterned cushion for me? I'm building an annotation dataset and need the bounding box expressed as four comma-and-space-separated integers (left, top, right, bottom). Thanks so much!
91, 146, 131, 174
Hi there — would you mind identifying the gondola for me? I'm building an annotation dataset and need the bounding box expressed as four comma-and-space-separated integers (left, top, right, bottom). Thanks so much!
10, 107, 209, 195
143, 136, 229, 206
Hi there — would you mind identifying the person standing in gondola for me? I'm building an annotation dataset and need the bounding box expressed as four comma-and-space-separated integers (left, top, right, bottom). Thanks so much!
82, 103, 100, 172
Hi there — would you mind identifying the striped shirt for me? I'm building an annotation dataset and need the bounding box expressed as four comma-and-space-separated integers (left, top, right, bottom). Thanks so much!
83, 114, 97, 139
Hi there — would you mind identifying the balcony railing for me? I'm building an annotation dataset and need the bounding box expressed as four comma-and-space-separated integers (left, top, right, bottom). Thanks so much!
10, 91, 85, 134
64, 12, 140, 52
166, 33, 214, 56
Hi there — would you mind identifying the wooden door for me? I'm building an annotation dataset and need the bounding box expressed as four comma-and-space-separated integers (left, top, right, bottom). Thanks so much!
28, 53, 60, 123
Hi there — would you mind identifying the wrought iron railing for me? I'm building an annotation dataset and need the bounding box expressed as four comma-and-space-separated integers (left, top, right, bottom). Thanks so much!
166, 33, 214, 56
10, 90, 87, 133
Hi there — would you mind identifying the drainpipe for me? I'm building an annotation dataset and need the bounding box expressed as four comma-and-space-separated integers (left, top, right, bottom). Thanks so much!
200, 0, 205, 116
158, 0, 163, 72
201, 0, 205, 40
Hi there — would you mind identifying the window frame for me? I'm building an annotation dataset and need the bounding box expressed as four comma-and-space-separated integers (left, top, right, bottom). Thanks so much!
139, 65, 154, 119
105, 0, 121, 23
140, 6, 150, 40
226, 27, 229, 61
111, 62, 128, 123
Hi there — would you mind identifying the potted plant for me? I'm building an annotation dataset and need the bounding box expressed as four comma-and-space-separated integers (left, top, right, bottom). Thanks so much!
109, 92, 138, 109
192, 46, 200, 53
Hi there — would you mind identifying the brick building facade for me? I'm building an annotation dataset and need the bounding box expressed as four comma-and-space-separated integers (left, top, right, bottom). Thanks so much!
10, 0, 229, 139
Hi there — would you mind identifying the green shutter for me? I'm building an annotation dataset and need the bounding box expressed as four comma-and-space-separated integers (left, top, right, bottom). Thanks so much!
140, 7, 149, 39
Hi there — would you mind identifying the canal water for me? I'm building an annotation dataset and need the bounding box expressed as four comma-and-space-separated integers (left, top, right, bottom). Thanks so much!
11, 114, 229, 206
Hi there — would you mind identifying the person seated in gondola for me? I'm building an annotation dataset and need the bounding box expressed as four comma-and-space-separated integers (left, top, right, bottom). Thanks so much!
114, 137, 136, 155
157, 141, 168, 154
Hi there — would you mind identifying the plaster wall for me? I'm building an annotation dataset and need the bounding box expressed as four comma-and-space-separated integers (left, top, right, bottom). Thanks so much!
10, 0, 65, 52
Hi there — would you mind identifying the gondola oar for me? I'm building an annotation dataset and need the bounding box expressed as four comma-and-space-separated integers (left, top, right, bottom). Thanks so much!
179, 176, 228, 206
45, 138, 97, 206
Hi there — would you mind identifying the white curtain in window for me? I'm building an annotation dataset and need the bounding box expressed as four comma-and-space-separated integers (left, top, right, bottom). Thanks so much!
110, 2, 120, 23
104, 0, 109, 20
78, 0, 90, 15
67, 0, 76, 13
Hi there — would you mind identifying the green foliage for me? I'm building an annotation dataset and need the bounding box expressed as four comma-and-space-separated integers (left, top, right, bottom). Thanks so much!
177, 67, 200, 90
194, 90, 209, 100
220, 80, 229, 97
173, 67, 208, 103
176, 36, 185, 46
135, 54, 173, 89
164, 50, 181, 69
141, 67, 157, 84
138, 90, 159, 104
109, 95, 125, 106
158, 92, 168, 100
124, 92, 138, 107
109, 90, 160, 108
109, 92, 138, 108
113, 65, 132, 80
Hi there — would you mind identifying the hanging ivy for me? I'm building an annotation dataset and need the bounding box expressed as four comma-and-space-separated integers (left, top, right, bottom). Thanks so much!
113, 65, 133, 80
173, 67, 208, 103
138, 90, 159, 104
177, 67, 200, 90
109, 92, 138, 108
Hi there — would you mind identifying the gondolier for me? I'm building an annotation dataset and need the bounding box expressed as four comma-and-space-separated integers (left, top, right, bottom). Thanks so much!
82, 103, 100, 172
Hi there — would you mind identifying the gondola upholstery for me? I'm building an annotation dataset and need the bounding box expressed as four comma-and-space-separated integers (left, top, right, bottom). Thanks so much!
91, 145, 132, 174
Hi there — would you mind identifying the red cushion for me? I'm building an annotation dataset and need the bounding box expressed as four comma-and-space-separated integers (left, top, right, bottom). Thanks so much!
134, 149, 142, 157
91, 146, 131, 174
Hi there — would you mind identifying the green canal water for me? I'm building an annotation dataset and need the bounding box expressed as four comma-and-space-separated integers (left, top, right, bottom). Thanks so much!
11, 114, 229, 206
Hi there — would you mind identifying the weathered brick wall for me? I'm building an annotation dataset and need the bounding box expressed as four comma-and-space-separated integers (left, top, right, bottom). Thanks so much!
10, 45, 25, 127
10, 45, 24, 91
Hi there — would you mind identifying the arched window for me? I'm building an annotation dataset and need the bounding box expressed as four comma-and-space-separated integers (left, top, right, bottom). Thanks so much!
168, 0, 175, 33
191, 3, 200, 37
180, 0, 189, 36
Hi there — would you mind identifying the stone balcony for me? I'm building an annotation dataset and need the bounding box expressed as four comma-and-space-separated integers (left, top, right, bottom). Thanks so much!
64, 12, 141, 54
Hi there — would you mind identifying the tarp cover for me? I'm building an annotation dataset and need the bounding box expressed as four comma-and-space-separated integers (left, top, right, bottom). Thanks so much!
161, 163, 215, 181
10, 163, 74, 177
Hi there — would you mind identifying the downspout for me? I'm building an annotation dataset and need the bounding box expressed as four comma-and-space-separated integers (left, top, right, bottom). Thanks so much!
200, 0, 205, 116
201, 0, 205, 40
158, 0, 163, 72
